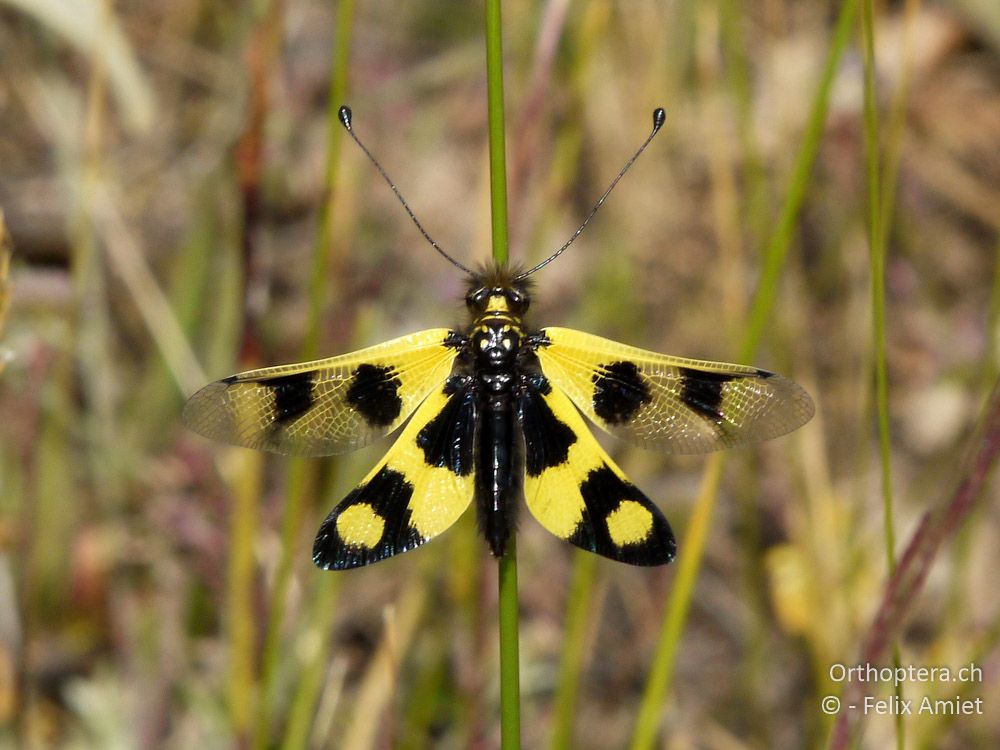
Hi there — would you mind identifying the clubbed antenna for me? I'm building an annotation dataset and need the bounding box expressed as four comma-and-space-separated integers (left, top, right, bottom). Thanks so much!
339, 106, 473, 275
514, 108, 667, 280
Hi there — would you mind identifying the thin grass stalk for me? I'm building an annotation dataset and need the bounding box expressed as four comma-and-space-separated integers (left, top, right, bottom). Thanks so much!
76, 0, 126, 510
226, 0, 287, 740
718, 0, 769, 244
629, 455, 725, 750
548, 549, 596, 750
861, 0, 895, 585
279, 578, 342, 750
878, 0, 920, 242
254, 459, 312, 749
304, 0, 356, 362
629, 2, 861, 747
228, 450, 264, 742
740, 0, 860, 364
256, 3, 355, 745
484, 0, 519, 746
859, 3, 905, 749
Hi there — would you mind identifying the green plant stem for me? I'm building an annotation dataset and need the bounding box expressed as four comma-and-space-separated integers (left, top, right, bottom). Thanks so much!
498, 536, 521, 750
484, 0, 518, 746
629, 2, 860, 747
485, 0, 510, 267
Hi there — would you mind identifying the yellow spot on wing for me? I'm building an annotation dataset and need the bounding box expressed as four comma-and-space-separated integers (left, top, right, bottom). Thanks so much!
336, 504, 385, 547
606, 500, 653, 546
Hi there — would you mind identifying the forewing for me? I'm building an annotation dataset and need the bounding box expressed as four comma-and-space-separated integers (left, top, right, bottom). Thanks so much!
183, 329, 457, 456
518, 376, 675, 566
536, 327, 814, 454
313, 378, 476, 569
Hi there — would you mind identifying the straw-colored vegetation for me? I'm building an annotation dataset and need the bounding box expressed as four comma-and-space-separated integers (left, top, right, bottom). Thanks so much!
1, 1, 999, 748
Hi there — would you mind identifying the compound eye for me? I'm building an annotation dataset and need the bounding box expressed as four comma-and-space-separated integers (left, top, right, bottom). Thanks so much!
466, 288, 489, 308
507, 289, 528, 312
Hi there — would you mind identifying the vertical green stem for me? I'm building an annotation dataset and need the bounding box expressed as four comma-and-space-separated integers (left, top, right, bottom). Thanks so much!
498, 537, 521, 749
484, 0, 518, 746
485, 0, 511, 266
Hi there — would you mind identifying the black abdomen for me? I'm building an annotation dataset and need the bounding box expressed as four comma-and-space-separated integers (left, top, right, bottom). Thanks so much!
475, 392, 522, 557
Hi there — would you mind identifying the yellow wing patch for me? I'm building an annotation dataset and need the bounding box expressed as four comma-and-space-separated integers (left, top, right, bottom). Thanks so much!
605, 501, 654, 547
335, 504, 385, 547
518, 379, 675, 565
313, 380, 476, 569
536, 327, 814, 454
183, 328, 457, 456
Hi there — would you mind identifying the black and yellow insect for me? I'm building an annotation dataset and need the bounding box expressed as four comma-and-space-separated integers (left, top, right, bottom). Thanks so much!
183, 107, 814, 570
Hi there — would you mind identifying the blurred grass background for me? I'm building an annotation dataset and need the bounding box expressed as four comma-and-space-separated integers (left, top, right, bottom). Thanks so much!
1, 1, 1000, 748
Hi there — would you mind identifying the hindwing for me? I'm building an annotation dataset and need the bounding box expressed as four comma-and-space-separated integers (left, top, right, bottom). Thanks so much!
313, 377, 476, 569
536, 327, 814, 454
183, 329, 458, 456
517, 375, 675, 565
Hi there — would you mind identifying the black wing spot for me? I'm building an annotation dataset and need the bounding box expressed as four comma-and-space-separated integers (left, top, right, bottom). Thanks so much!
313, 467, 422, 570
416, 383, 476, 476
678, 367, 735, 423
265, 372, 315, 425
592, 361, 652, 425
570, 465, 675, 566
346, 364, 403, 427
517, 377, 577, 477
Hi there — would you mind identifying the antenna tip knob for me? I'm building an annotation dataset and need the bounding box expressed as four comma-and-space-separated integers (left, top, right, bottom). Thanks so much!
652, 108, 666, 131
338, 105, 353, 130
